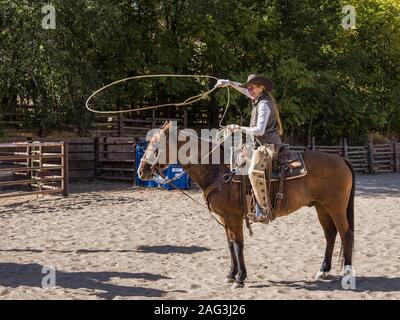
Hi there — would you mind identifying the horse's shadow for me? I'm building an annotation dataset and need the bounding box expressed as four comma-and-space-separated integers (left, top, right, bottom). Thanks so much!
0, 262, 182, 299
0, 196, 144, 215
0, 245, 211, 255
135, 245, 211, 255
250, 276, 400, 293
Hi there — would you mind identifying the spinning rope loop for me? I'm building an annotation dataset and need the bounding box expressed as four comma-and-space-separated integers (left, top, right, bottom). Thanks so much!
85, 74, 230, 116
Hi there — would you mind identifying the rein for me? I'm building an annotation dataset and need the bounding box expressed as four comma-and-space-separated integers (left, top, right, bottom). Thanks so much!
140, 127, 234, 186
139, 127, 237, 228
154, 167, 226, 228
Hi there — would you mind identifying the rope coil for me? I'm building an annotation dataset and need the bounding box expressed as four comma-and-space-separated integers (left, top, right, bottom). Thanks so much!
85, 74, 227, 114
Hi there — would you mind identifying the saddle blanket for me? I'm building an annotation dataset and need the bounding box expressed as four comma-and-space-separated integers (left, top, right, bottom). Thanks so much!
271, 152, 307, 181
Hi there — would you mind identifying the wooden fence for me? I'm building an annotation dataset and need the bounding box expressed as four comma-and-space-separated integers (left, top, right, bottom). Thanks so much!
1, 110, 189, 138
1, 107, 212, 138
55, 137, 136, 182
42, 138, 400, 180
306, 138, 399, 174
0, 142, 68, 199
90, 111, 188, 137
1, 137, 398, 200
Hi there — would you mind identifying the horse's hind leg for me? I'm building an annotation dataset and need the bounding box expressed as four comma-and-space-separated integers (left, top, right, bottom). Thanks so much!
315, 204, 337, 280
330, 210, 353, 267
326, 201, 354, 278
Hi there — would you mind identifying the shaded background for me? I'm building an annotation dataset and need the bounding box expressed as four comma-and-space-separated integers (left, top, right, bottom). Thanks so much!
0, 0, 399, 145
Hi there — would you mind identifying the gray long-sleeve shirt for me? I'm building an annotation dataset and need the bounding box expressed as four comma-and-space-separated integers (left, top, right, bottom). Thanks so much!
245, 101, 271, 136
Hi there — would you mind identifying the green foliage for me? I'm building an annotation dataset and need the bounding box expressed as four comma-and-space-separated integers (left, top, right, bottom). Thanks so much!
0, 0, 399, 143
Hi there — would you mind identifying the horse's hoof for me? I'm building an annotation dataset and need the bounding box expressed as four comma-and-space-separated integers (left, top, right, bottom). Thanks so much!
231, 282, 245, 289
342, 265, 354, 277
225, 277, 235, 284
314, 271, 328, 281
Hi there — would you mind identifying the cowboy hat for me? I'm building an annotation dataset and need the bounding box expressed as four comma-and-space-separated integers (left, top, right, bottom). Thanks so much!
240, 74, 274, 92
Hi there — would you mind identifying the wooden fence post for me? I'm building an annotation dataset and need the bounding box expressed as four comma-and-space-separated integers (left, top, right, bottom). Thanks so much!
152, 109, 156, 127
367, 139, 375, 174
118, 114, 124, 137
118, 113, 124, 137
133, 143, 137, 184
94, 137, 99, 178
342, 137, 348, 158
26, 137, 32, 180
183, 109, 188, 128
311, 136, 316, 151
63, 142, 69, 196
393, 140, 399, 172
26, 144, 31, 181
103, 136, 108, 160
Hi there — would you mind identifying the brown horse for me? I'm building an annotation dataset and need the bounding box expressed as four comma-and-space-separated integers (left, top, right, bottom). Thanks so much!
137, 122, 355, 289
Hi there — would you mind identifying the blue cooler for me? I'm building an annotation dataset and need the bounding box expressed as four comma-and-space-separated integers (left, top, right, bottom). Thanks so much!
135, 142, 190, 190
161, 164, 191, 190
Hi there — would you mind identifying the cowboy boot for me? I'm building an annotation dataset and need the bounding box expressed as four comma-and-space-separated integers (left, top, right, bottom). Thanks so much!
247, 203, 271, 224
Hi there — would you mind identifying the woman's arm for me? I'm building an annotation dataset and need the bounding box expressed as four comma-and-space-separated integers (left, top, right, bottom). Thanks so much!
229, 81, 252, 99
215, 79, 252, 99
241, 102, 271, 136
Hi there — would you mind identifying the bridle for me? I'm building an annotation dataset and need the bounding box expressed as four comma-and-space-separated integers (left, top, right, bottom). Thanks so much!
138, 128, 165, 180
139, 125, 238, 186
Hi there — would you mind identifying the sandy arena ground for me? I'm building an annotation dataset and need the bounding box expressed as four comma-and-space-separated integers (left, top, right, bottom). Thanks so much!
0, 173, 399, 300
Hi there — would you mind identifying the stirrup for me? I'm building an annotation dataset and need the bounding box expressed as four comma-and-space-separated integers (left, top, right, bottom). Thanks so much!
256, 214, 270, 224
247, 213, 257, 223
247, 213, 270, 224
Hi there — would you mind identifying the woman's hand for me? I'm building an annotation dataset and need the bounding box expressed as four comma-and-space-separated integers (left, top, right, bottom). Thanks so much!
214, 79, 231, 89
227, 124, 241, 132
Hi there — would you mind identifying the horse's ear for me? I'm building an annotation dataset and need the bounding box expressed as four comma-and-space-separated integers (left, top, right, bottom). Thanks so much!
161, 120, 169, 129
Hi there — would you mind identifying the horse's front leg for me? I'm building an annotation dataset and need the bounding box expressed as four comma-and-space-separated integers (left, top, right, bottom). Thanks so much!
232, 238, 246, 288
225, 228, 238, 283
226, 220, 246, 289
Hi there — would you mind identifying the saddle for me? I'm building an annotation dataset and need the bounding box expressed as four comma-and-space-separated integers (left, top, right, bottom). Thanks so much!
270, 144, 307, 181
233, 143, 307, 220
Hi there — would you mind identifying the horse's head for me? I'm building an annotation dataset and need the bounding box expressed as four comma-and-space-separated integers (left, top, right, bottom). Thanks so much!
137, 121, 172, 181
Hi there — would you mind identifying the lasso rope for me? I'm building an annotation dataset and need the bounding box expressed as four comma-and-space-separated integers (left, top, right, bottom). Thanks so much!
85, 74, 230, 115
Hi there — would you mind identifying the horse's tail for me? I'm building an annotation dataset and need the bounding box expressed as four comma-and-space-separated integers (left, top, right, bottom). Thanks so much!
344, 158, 355, 235
339, 158, 355, 265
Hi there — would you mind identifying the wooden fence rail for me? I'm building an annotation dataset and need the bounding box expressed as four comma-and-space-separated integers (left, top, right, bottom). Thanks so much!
1, 137, 399, 200
90, 113, 188, 137
68, 138, 400, 180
